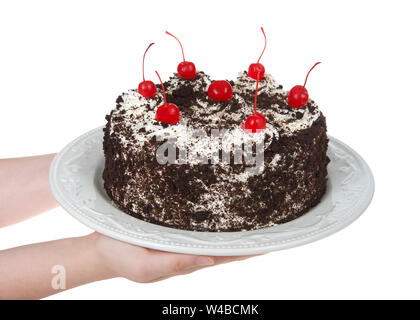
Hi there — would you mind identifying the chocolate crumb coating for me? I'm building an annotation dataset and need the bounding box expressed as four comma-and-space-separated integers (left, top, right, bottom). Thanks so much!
103, 71, 329, 231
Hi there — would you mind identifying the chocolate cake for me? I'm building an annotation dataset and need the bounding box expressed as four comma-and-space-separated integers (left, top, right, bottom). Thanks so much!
103, 71, 329, 232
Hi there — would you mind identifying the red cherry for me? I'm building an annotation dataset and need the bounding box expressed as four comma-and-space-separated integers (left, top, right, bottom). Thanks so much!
208, 80, 233, 101
155, 71, 180, 125
138, 43, 157, 98
166, 31, 197, 80
138, 81, 156, 98
287, 86, 308, 108
244, 75, 267, 133
155, 103, 180, 125
177, 61, 196, 80
248, 27, 267, 80
244, 113, 266, 133
287, 62, 321, 109
248, 63, 265, 81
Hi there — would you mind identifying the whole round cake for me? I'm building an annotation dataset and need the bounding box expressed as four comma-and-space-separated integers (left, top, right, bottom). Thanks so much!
103, 70, 329, 232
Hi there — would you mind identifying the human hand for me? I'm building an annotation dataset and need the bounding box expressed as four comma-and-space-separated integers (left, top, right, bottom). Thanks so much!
91, 232, 254, 283
0, 231, 255, 299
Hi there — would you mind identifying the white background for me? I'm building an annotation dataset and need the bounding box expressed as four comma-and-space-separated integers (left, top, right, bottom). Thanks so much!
0, 0, 419, 299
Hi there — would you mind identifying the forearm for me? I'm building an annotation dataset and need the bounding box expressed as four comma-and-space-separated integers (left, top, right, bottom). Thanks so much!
0, 233, 114, 299
0, 154, 58, 227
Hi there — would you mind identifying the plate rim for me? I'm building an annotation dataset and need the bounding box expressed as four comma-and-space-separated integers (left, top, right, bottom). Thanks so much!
49, 126, 375, 256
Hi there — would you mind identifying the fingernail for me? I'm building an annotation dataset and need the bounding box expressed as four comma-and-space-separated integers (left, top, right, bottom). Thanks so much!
195, 256, 214, 266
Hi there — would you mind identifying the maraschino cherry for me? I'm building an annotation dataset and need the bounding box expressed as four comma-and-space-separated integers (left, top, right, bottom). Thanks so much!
248, 27, 267, 80
244, 74, 266, 133
138, 43, 157, 98
165, 31, 196, 79
208, 80, 233, 101
155, 71, 180, 125
287, 62, 321, 109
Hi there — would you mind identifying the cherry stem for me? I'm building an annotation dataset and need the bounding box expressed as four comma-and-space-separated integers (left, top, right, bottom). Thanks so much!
155, 71, 167, 105
256, 27, 267, 64
166, 31, 186, 62
254, 75, 260, 114
142, 42, 155, 82
303, 62, 322, 89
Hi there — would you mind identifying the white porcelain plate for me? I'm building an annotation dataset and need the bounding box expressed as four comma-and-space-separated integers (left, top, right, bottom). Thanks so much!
50, 126, 374, 256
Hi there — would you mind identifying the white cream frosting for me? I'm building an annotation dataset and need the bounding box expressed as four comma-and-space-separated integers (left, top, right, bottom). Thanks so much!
109, 71, 321, 167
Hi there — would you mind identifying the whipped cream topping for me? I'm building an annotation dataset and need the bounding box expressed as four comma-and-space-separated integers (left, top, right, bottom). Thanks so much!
109, 71, 321, 163
233, 71, 285, 96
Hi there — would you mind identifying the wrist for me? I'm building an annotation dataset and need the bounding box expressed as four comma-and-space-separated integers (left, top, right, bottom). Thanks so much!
81, 232, 118, 280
